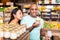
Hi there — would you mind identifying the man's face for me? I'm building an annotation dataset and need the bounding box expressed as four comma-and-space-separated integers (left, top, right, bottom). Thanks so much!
30, 4, 38, 17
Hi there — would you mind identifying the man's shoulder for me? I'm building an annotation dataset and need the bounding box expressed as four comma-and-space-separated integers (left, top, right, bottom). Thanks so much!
37, 16, 44, 21
23, 15, 30, 19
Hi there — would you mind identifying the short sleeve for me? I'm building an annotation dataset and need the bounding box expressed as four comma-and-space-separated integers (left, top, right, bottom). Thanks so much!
38, 18, 44, 29
21, 17, 31, 28
20, 17, 26, 25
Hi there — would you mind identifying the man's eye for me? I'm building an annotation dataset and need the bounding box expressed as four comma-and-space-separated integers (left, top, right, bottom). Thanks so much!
31, 9, 38, 10
31, 9, 34, 10
35, 9, 38, 10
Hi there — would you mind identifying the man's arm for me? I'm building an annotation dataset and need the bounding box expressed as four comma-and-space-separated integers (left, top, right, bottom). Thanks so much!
27, 26, 34, 32
27, 22, 40, 32
21, 17, 40, 32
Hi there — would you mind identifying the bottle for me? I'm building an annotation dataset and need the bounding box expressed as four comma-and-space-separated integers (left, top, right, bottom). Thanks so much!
47, 31, 52, 40
0, 16, 3, 24
40, 35, 43, 40
0, 29, 3, 38
49, 0, 52, 4
10, 31, 17, 40
42, 0, 44, 4
3, 25, 10, 40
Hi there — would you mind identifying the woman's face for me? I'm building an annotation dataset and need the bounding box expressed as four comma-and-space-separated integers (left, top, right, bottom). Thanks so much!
14, 10, 23, 20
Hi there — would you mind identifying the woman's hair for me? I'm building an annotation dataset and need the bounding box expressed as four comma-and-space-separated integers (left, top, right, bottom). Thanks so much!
9, 8, 22, 24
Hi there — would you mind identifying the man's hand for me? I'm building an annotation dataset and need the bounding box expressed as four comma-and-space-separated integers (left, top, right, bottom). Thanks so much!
32, 21, 40, 28
26, 21, 40, 32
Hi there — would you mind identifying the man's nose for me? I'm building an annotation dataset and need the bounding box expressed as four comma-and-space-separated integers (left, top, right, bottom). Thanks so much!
33, 9, 36, 12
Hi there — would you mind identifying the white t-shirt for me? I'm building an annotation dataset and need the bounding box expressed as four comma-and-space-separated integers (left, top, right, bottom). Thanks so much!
21, 15, 44, 40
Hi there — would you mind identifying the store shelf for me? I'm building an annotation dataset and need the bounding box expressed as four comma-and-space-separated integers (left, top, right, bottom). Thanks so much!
51, 19, 58, 21
39, 4, 60, 5
51, 17, 58, 19
42, 17, 51, 18
51, 10, 60, 12
43, 18, 50, 21
51, 14, 58, 16
42, 13, 51, 15
44, 28, 60, 36
41, 11, 51, 13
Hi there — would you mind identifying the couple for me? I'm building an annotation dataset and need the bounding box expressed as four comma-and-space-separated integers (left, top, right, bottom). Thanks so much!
9, 4, 44, 40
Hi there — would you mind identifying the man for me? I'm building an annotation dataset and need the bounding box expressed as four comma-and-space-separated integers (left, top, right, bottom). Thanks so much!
21, 4, 44, 40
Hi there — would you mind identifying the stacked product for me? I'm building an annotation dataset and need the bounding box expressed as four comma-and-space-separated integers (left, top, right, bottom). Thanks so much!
0, 24, 26, 40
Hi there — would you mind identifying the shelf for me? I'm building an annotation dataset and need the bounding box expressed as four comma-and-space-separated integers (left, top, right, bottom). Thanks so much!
41, 10, 60, 13
51, 15, 58, 16
43, 18, 50, 21
42, 13, 50, 15
41, 11, 51, 13
42, 17, 50, 19
51, 17, 58, 19
42, 14, 50, 15
51, 14, 58, 15
44, 28, 60, 36
42, 15, 51, 17
51, 10, 60, 12
39, 4, 60, 5
51, 19, 58, 21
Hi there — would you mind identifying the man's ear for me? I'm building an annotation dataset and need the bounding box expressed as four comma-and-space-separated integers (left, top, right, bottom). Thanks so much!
29, 9, 30, 12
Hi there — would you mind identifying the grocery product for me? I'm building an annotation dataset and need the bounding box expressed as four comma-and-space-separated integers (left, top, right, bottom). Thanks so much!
44, 21, 58, 29
44, 21, 51, 28
0, 16, 3, 26
58, 22, 60, 29
9, 23, 26, 39
50, 22, 58, 29
40, 6, 46, 11
56, 0, 60, 4
0, 29, 3, 37
0, 22, 26, 40
36, 17, 40, 21
10, 31, 17, 39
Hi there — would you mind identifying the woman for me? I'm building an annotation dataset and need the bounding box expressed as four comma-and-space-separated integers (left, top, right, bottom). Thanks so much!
9, 8, 23, 25
5, 8, 26, 40
0, 8, 26, 40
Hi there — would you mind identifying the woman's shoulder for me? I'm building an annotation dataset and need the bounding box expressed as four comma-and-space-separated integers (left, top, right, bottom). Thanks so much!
9, 22, 19, 27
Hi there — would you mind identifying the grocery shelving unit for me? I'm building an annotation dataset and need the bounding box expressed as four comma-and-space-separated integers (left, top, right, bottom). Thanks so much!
39, 3, 60, 40
38, 3, 60, 6
41, 11, 51, 21
38, 4, 60, 21
44, 28, 60, 40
